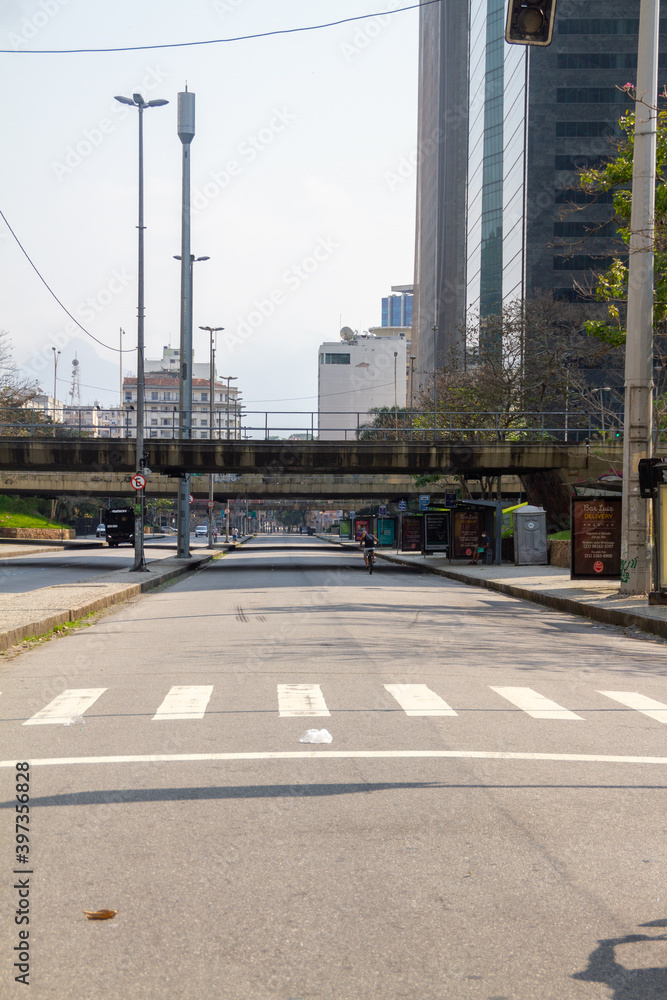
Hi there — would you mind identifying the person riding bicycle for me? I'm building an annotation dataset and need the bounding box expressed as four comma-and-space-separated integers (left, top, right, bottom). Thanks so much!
359, 528, 379, 568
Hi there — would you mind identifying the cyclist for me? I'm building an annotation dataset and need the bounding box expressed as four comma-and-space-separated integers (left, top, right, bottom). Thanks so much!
359, 528, 379, 569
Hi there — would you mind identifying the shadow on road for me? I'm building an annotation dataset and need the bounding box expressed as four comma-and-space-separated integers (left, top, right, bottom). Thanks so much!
572, 919, 667, 998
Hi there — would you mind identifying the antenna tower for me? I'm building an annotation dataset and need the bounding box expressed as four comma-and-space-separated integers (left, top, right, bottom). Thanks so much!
69, 354, 81, 407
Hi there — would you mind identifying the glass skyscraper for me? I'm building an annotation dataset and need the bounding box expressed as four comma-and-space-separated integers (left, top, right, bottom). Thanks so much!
412, 0, 659, 378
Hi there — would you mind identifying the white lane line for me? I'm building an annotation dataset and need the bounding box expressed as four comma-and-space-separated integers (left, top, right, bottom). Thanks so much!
152, 686, 214, 721
598, 691, 667, 724
384, 684, 457, 717
3, 749, 667, 767
490, 686, 583, 720
277, 684, 330, 717
22, 689, 107, 726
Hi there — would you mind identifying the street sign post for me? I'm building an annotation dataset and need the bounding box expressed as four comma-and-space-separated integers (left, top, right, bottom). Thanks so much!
419, 495, 430, 511
131, 473, 146, 491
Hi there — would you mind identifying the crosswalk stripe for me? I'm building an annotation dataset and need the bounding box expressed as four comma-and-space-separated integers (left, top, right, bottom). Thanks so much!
152, 686, 214, 721
277, 684, 330, 717
598, 691, 667, 724
384, 684, 457, 716
490, 686, 583, 720
23, 688, 107, 726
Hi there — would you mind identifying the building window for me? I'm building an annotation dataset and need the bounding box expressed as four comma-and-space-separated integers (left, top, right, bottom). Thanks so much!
324, 353, 350, 365
125, 393, 132, 402
151, 419, 158, 425
200, 392, 208, 402
553, 255, 616, 270
556, 121, 619, 138
555, 154, 610, 171
554, 220, 617, 237
151, 392, 158, 400
162, 419, 171, 426
150, 430, 158, 438
201, 418, 208, 426
555, 189, 615, 204
557, 88, 628, 104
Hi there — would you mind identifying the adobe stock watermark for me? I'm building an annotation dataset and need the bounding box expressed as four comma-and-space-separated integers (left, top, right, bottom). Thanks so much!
192, 107, 296, 215
222, 235, 340, 352
51, 66, 170, 182
212, 0, 248, 18
6, 0, 72, 50
26, 268, 134, 378
339, 0, 403, 63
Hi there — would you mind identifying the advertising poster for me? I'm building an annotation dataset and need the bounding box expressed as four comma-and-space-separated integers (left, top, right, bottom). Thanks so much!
354, 519, 370, 541
571, 497, 621, 578
339, 519, 351, 539
453, 510, 485, 559
401, 515, 423, 552
377, 518, 395, 547
424, 512, 450, 552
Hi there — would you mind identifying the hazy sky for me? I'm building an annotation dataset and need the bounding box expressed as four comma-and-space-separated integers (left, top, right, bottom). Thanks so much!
0, 0, 419, 427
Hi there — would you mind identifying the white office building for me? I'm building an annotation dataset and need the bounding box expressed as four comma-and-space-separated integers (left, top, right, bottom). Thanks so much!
317, 333, 407, 440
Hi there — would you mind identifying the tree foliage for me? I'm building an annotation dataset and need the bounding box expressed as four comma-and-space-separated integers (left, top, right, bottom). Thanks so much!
575, 101, 667, 342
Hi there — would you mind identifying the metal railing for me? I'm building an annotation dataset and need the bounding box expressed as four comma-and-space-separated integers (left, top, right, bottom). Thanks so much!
4, 406, 628, 443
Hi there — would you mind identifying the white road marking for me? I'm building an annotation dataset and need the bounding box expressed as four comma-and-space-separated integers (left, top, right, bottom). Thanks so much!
278, 683, 330, 717
384, 684, 457, 716
22, 688, 107, 726
490, 686, 583, 720
598, 691, 667, 724
152, 685, 214, 721
3, 750, 667, 767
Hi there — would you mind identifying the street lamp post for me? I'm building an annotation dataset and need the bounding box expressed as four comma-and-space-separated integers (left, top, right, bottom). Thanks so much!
176, 87, 196, 561
592, 386, 611, 440
432, 325, 438, 442
51, 347, 60, 432
200, 325, 224, 548
220, 374, 238, 542
114, 92, 168, 573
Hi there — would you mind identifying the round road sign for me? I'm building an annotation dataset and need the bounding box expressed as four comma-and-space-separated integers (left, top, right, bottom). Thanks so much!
207, 500, 215, 509
593, 560, 604, 573
130, 474, 146, 491
189, 495, 194, 504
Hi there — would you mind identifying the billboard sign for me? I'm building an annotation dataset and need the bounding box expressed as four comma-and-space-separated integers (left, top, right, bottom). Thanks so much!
571, 497, 621, 578
354, 518, 370, 541
377, 517, 395, 547
424, 512, 450, 552
401, 515, 423, 552
453, 510, 485, 559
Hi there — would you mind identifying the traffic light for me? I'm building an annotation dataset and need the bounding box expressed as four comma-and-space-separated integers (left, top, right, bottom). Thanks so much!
638, 458, 667, 498
505, 0, 556, 46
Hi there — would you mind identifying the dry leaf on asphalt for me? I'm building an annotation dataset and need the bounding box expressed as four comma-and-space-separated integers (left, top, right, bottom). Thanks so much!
83, 909, 117, 920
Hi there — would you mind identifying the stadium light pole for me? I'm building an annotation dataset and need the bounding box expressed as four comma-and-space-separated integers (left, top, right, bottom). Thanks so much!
114, 92, 169, 573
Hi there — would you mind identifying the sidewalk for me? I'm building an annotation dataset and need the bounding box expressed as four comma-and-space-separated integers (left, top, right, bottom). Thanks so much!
0, 548, 220, 651
323, 537, 667, 640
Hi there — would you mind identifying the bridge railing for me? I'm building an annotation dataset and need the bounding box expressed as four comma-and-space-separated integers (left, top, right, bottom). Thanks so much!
5, 406, 627, 443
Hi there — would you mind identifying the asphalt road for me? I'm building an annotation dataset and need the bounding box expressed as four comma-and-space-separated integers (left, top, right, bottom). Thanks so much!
0, 536, 213, 593
1, 535, 666, 1000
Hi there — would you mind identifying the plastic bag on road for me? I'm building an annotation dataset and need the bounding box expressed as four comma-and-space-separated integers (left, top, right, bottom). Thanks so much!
299, 728, 333, 744
63, 714, 85, 727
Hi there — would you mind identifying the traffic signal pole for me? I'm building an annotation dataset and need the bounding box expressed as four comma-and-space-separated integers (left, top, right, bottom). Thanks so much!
620, 0, 659, 595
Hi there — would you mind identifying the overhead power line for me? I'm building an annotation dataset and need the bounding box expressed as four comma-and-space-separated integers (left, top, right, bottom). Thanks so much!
0, 1, 439, 54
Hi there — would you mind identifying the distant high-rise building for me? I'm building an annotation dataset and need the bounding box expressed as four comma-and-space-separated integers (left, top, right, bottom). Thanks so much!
412, 0, 650, 381
382, 286, 413, 327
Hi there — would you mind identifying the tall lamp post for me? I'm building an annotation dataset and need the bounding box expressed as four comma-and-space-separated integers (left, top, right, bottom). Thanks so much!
114, 92, 168, 572
432, 325, 438, 442
409, 354, 416, 441
220, 374, 238, 541
200, 325, 224, 548
591, 386, 611, 440
51, 347, 60, 432
176, 87, 196, 560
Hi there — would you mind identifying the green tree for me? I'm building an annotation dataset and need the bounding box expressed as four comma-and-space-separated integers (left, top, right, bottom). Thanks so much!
574, 98, 667, 344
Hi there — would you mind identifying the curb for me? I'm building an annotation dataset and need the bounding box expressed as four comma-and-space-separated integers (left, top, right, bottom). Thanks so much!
0, 553, 215, 652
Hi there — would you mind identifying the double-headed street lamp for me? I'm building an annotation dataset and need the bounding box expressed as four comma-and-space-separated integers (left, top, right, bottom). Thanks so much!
114, 92, 168, 573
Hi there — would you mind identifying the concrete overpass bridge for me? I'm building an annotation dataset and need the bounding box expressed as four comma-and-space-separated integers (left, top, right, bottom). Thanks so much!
0, 437, 621, 478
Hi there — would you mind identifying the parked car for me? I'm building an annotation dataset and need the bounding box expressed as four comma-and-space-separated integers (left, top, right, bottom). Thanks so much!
95, 524, 106, 537
194, 525, 208, 537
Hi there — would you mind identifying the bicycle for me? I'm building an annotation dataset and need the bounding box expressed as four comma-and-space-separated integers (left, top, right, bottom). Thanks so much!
367, 548, 375, 574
